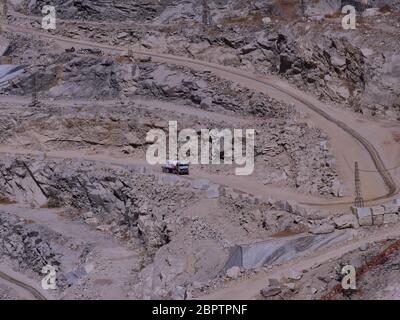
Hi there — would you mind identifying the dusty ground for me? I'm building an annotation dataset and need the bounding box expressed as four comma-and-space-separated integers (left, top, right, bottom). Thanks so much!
0, 0, 399, 300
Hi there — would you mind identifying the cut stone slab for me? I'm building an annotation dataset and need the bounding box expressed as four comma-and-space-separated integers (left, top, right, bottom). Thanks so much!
351, 207, 372, 226
384, 213, 399, 225
287, 270, 303, 281
370, 206, 384, 226
0, 65, 25, 88
361, 48, 374, 57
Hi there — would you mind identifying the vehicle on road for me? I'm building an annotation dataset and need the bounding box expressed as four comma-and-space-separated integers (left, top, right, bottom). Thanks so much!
162, 160, 189, 175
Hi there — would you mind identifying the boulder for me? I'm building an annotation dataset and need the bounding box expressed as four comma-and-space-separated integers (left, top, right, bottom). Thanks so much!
260, 286, 281, 298
285, 282, 296, 291
331, 55, 346, 68
85, 217, 98, 225
310, 287, 318, 294
97, 225, 112, 233
333, 214, 359, 229
351, 207, 373, 226
171, 285, 186, 300
121, 146, 135, 154
287, 270, 303, 281
200, 97, 213, 109
226, 266, 241, 279
310, 223, 335, 235
262, 17, 272, 25
83, 211, 94, 219
275, 200, 290, 211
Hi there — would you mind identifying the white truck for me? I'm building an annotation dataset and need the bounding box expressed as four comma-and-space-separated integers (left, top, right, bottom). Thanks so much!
162, 160, 190, 175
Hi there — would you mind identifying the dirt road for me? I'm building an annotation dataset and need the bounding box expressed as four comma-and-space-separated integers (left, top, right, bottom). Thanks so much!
0, 267, 48, 300
0, 204, 143, 300
1, 21, 399, 205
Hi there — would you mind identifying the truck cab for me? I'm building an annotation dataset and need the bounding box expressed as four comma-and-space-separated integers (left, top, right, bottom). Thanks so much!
162, 160, 189, 175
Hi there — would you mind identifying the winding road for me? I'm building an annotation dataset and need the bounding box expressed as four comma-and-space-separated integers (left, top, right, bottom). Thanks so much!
0, 268, 47, 300
1, 20, 399, 206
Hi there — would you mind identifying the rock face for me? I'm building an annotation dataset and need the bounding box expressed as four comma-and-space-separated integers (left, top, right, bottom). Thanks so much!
1, 55, 340, 197
25, 0, 175, 22
0, 211, 61, 274
371, 206, 385, 226
352, 205, 399, 226
7, 57, 140, 99
0, 156, 197, 254
384, 213, 399, 224
225, 230, 354, 269
15, 1, 400, 121
22, 0, 400, 23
